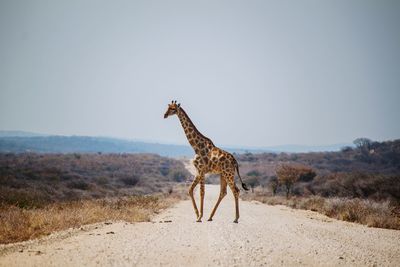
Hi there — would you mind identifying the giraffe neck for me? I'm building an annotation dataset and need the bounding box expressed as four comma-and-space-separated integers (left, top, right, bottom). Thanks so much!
177, 108, 214, 153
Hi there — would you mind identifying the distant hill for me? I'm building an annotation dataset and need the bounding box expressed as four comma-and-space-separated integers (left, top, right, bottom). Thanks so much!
0, 135, 193, 157
0, 131, 352, 156
0, 130, 47, 137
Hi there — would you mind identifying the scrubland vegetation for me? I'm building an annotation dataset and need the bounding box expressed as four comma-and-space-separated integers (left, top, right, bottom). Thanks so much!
239, 139, 400, 229
0, 153, 190, 208
0, 153, 190, 244
1, 138, 399, 244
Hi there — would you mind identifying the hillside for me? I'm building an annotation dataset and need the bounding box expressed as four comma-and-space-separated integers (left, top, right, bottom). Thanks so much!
0, 153, 191, 208
0, 135, 194, 157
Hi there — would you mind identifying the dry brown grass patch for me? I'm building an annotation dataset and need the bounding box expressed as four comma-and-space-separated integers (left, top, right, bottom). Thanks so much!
243, 193, 400, 230
0, 194, 181, 245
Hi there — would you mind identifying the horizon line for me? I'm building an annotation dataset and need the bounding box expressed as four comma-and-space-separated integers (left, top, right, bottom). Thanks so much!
0, 129, 361, 150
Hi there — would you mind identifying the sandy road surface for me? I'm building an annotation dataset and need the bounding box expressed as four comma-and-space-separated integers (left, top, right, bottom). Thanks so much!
1, 179, 400, 266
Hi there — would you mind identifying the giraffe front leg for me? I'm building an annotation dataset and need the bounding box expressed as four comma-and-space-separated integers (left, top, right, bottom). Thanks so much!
197, 179, 205, 222
208, 178, 227, 221
189, 175, 201, 219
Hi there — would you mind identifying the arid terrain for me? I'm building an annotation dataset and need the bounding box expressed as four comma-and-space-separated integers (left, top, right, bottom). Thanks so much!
0, 165, 399, 267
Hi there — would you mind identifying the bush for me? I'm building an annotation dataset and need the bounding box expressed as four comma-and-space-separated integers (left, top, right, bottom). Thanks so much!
309, 172, 400, 201
242, 192, 400, 230
0, 188, 49, 209
247, 170, 260, 176
67, 180, 89, 190
246, 176, 261, 189
120, 176, 140, 186
171, 171, 186, 182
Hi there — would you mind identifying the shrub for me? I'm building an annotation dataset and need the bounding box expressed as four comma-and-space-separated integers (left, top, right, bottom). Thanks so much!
247, 170, 260, 176
171, 171, 186, 182
67, 180, 90, 190
242, 192, 400, 230
120, 175, 140, 186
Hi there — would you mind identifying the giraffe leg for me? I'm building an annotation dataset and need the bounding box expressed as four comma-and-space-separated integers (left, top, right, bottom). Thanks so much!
208, 178, 227, 221
227, 177, 240, 223
188, 175, 202, 219
197, 179, 205, 222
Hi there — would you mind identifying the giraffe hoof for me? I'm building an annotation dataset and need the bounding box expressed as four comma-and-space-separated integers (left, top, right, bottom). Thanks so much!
233, 220, 238, 223
207, 218, 213, 221
196, 219, 202, 222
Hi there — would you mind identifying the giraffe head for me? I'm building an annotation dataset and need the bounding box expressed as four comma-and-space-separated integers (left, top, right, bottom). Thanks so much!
164, 100, 181, 119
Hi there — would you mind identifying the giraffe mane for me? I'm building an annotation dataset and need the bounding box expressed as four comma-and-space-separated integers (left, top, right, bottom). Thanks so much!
179, 107, 215, 146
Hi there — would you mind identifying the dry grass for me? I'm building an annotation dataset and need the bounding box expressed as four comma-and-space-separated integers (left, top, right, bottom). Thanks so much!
0, 153, 191, 245
0, 185, 188, 245
243, 192, 400, 230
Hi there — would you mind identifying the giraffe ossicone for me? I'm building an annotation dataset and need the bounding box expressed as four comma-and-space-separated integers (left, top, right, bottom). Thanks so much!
164, 101, 249, 223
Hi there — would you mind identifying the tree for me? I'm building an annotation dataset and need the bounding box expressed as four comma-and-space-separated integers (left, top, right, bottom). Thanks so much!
276, 165, 298, 198
276, 164, 315, 198
353, 138, 372, 151
171, 171, 186, 182
354, 138, 374, 162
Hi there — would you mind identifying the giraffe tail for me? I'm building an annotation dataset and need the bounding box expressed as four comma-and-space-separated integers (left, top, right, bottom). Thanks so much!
234, 159, 249, 191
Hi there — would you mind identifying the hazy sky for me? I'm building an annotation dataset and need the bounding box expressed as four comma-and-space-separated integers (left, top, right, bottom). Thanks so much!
1, 1, 399, 147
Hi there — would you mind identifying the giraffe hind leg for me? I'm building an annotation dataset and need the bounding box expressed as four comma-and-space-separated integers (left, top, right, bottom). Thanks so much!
197, 179, 205, 222
227, 176, 240, 223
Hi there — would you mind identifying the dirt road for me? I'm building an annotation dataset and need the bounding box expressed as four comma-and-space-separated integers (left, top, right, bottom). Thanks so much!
1, 182, 400, 266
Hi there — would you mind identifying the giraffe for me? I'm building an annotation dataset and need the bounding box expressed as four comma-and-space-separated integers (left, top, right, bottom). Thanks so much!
164, 100, 249, 223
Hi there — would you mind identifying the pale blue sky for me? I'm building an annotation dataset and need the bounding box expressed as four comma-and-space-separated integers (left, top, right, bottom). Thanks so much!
1, 0, 399, 147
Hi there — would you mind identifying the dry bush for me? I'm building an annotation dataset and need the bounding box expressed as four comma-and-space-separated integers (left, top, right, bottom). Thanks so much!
323, 198, 399, 229
243, 191, 400, 230
0, 194, 181, 245
309, 172, 400, 201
